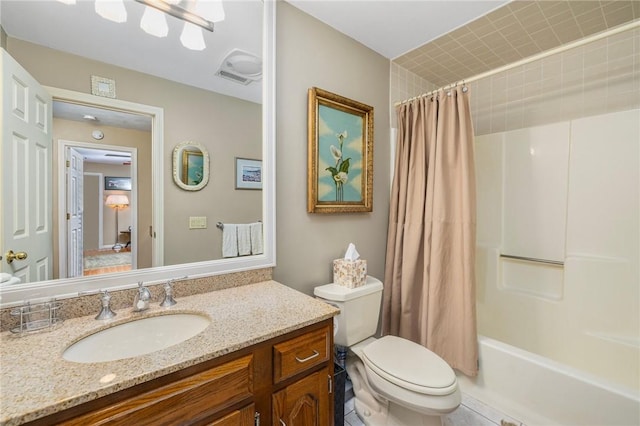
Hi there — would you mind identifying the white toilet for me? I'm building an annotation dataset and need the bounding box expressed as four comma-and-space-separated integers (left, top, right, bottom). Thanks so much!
314, 276, 461, 426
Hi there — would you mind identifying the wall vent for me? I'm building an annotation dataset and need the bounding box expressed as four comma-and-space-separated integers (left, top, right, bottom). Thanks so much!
215, 48, 262, 85
216, 69, 252, 85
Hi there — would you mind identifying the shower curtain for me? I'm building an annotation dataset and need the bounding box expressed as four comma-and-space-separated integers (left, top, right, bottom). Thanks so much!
382, 87, 478, 376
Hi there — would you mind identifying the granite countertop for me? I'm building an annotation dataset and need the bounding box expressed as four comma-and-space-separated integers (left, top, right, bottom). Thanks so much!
0, 280, 338, 426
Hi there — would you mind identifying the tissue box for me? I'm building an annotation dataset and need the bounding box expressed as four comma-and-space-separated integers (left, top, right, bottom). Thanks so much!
333, 259, 367, 288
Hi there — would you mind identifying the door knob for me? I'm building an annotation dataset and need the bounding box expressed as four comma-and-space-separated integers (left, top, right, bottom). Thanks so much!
5, 250, 28, 264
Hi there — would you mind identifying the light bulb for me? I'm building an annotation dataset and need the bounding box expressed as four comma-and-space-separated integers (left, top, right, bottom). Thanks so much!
95, 0, 127, 23
180, 22, 206, 51
196, 0, 225, 23
140, 6, 168, 37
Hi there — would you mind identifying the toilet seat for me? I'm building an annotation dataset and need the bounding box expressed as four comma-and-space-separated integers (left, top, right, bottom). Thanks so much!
361, 335, 457, 396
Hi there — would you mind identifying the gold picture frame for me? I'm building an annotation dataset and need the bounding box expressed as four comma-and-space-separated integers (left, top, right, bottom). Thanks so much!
182, 150, 204, 186
307, 87, 374, 213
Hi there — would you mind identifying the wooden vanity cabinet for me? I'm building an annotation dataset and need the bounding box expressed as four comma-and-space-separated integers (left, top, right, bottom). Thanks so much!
25, 319, 334, 426
272, 325, 332, 426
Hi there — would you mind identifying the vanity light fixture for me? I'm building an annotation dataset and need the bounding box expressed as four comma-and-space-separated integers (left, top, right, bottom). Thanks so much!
85, 0, 223, 51
135, 0, 225, 51
134, 0, 218, 32
95, 0, 128, 23
180, 22, 206, 50
140, 5, 169, 38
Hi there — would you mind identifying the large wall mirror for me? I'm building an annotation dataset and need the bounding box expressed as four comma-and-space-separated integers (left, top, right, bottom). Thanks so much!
0, 0, 275, 306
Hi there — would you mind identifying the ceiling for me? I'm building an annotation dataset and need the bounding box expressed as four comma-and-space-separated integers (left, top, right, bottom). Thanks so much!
53, 101, 152, 132
286, 0, 510, 59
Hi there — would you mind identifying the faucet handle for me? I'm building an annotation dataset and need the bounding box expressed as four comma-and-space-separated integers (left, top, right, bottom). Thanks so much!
160, 279, 177, 307
96, 290, 117, 320
133, 281, 151, 312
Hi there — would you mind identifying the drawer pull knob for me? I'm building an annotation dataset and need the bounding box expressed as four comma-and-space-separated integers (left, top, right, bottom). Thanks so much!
295, 350, 320, 363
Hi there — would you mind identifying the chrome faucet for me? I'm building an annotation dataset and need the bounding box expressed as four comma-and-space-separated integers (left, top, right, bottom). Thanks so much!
160, 279, 177, 307
133, 281, 151, 312
96, 290, 117, 320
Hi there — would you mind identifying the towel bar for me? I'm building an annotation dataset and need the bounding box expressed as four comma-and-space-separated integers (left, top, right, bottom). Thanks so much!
216, 221, 261, 230
500, 254, 564, 266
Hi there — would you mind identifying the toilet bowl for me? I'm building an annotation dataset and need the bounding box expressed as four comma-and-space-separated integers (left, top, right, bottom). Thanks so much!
314, 277, 461, 426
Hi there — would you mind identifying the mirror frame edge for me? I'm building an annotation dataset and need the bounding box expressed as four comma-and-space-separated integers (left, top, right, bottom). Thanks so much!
0, 0, 276, 307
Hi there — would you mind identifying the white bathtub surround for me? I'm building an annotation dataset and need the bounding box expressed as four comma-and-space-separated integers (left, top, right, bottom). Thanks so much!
475, 109, 640, 393
502, 122, 570, 264
458, 337, 639, 426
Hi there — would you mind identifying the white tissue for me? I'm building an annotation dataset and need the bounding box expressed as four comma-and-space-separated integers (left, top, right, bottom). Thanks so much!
344, 243, 360, 261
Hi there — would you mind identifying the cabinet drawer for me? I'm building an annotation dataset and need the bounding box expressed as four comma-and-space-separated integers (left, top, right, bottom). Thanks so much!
63, 355, 254, 426
273, 325, 330, 383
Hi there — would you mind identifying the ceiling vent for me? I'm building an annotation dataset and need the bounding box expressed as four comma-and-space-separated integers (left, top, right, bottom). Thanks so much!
216, 49, 262, 85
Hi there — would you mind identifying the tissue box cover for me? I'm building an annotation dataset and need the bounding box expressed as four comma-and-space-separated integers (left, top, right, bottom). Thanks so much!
333, 259, 367, 288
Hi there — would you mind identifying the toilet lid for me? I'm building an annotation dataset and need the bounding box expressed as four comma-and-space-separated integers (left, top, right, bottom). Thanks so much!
361, 335, 457, 396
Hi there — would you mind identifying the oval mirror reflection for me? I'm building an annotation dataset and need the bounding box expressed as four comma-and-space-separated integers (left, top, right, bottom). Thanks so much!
173, 141, 210, 191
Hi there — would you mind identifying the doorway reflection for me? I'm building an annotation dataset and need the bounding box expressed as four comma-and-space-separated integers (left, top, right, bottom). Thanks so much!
62, 144, 137, 278
54, 100, 151, 280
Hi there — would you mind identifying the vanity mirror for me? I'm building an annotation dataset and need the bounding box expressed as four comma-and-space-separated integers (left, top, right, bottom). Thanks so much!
0, 0, 275, 306
173, 141, 210, 191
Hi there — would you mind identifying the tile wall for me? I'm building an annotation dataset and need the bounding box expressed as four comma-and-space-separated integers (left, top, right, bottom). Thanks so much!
390, 27, 640, 135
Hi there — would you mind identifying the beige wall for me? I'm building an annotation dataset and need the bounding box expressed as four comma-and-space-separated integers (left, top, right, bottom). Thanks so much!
7, 38, 262, 266
273, 2, 391, 295
83, 175, 100, 250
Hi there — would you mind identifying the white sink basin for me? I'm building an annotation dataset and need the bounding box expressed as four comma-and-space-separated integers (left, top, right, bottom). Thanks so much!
63, 313, 211, 363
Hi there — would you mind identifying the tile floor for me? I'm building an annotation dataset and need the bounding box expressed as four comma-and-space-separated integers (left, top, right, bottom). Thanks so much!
342, 379, 527, 426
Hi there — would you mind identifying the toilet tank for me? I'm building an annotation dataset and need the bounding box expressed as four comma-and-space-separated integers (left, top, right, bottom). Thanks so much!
314, 276, 383, 347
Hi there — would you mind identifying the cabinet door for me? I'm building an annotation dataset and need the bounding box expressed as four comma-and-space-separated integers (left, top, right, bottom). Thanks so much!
272, 368, 330, 426
208, 403, 255, 426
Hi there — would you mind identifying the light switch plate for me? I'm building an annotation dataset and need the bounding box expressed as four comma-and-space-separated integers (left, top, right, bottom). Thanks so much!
189, 216, 207, 229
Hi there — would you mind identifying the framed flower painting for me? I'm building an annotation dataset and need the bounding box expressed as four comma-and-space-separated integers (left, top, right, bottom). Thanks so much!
307, 87, 374, 213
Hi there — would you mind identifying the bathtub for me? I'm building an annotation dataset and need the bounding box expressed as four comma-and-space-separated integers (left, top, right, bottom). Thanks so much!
456, 336, 640, 426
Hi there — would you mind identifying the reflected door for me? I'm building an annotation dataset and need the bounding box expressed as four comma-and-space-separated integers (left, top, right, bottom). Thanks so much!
66, 147, 83, 277
0, 50, 53, 283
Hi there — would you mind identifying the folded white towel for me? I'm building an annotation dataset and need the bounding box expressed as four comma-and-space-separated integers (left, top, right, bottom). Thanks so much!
222, 224, 238, 258
0, 274, 21, 286
0, 272, 11, 283
237, 224, 252, 256
250, 222, 263, 255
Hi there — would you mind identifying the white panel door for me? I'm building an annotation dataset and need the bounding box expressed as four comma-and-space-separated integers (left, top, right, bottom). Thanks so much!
0, 50, 53, 283
66, 147, 84, 277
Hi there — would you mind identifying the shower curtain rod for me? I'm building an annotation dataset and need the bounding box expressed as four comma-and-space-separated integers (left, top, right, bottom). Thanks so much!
394, 20, 640, 107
